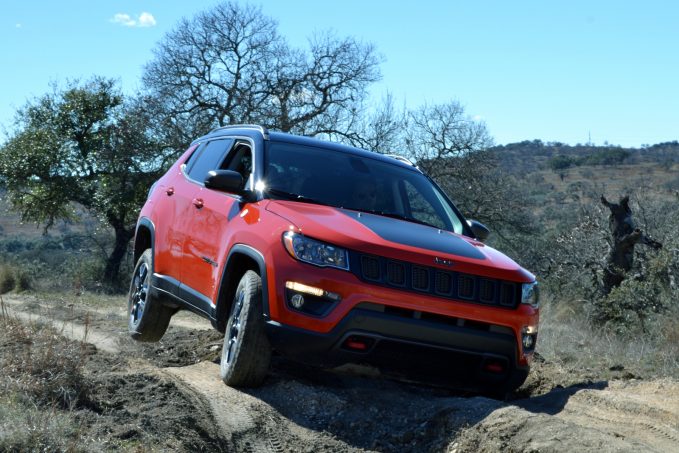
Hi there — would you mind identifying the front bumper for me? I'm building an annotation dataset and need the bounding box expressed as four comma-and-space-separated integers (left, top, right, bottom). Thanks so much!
265, 249, 538, 365
265, 304, 529, 389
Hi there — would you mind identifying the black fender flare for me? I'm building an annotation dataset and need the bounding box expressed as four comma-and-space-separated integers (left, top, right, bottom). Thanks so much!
134, 217, 156, 272
213, 244, 270, 332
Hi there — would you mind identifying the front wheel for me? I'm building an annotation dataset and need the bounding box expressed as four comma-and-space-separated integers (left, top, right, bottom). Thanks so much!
220, 270, 271, 387
127, 249, 173, 342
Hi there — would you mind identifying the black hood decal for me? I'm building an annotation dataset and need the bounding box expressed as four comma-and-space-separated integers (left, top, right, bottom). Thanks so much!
340, 210, 486, 260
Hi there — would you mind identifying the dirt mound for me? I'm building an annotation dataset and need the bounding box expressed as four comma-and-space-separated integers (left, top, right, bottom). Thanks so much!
455, 379, 679, 452
134, 329, 224, 367
83, 370, 231, 451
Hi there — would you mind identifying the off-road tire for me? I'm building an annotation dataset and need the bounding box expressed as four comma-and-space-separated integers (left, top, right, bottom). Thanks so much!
127, 249, 173, 342
220, 270, 271, 387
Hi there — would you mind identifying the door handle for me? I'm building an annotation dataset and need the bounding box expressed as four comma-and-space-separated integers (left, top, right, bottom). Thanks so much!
166, 187, 175, 196
192, 198, 204, 209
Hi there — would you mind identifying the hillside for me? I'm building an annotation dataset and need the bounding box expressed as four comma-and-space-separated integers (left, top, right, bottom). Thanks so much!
488, 139, 679, 175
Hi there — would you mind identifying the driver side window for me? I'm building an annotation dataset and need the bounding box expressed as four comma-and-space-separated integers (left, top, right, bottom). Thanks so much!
186, 139, 233, 183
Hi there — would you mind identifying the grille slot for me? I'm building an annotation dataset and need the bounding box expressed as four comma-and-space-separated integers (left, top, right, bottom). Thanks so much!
361, 255, 380, 281
435, 271, 453, 295
458, 275, 475, 300
479, 279, 496, 303
500, 283, 516, 306
386, 261, 406, 286
412, 266, 430, 291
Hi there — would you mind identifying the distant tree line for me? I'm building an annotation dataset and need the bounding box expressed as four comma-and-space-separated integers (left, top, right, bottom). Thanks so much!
548, 148, 631, 170
489, 139, 679, 174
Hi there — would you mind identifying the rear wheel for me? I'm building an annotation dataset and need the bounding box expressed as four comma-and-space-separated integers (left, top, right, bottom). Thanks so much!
220, 270, 271, 387
127, 249, 173, 342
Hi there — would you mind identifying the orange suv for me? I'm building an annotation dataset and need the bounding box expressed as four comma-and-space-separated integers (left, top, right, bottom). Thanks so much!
127, 125, 539, 392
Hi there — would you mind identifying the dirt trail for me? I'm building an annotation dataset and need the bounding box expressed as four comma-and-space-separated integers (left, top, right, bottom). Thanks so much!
5, 302, 121, 353
4, 293, 679, 452
1, 293, 211, 331
457, 380, 679, 452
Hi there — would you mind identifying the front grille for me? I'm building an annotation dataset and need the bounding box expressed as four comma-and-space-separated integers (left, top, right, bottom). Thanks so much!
354, 253, 520, 309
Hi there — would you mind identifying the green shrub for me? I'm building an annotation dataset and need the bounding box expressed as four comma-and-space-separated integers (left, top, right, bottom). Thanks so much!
0, 266, 16, 294
16, 270, 31, 292
590, 248, 678, 335
548, 155, 577, 171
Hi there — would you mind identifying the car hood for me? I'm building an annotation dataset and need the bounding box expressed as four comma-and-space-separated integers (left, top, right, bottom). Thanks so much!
266, 200, 534, 282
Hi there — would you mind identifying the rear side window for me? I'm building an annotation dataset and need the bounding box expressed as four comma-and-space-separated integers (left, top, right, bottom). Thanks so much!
186, 139, 233, 183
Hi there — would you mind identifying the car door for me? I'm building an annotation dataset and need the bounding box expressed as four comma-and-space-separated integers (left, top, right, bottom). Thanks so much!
175, 138, 233, 298
152, 143, 201, 282
180, 139, 257, 304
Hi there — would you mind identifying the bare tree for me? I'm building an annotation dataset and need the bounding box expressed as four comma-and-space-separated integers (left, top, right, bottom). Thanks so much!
263, 31, 380, 135
394, 101, 538, 256
403, 101, 493, 180
143, 2, 380, 148
601, 195, 662, 294
334, 92, 406, 153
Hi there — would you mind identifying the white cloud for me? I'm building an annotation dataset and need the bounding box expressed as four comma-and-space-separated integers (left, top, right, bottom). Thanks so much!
111, 12, 156, 28
473, 115, 484, 122
138, 12, 157, 27
15, 23, 22, 28
111, 13, 136, 27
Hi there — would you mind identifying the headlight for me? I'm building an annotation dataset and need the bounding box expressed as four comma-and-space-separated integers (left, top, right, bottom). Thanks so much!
282, 232, 349, 270
521, 281, 539, 307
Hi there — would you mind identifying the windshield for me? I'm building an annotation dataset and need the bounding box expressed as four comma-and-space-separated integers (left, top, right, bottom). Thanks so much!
263, 141, 465, 234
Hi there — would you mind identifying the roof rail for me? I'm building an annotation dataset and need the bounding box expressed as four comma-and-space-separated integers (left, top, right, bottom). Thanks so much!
210, 124, 269, 139
385, 154, 417, 167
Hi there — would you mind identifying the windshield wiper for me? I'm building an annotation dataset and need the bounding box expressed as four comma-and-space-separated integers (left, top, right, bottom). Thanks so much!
265, 188, 326, 206
350, 208, 441, 229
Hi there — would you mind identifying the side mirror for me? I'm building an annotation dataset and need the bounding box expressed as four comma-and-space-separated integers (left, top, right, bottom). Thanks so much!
467, 219, 490, 242
205, 170, 254, 201
205, 170, 243, 192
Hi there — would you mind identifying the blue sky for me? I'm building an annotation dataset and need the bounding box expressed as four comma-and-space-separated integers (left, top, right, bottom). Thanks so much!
2, 1, 678, 147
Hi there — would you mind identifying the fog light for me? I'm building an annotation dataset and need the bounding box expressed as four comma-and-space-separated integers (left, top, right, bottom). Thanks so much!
290, 294, 305, 309
285, 281, 340, 301
521, 325, 538, 351
285, 281, 324, 296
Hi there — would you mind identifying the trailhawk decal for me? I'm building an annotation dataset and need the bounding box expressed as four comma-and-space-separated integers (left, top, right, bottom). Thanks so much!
340, 209, 486, 260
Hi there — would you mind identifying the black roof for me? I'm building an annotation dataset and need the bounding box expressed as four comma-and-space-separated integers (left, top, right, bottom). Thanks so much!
198, 125, 417, 171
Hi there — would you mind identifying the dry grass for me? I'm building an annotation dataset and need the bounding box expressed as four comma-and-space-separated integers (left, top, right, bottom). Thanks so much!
536, 295, 679, 379
0, 295, 91, 451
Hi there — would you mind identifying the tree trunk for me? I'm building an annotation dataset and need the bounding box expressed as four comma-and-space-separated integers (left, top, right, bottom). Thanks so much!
601, 195, 662, 294
104, 226, 135, 289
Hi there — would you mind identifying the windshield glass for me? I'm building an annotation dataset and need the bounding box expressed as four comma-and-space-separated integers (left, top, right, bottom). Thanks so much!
263, 141, 465, 234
